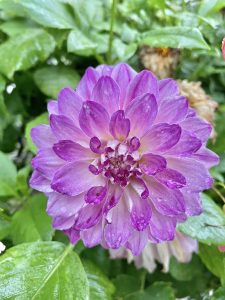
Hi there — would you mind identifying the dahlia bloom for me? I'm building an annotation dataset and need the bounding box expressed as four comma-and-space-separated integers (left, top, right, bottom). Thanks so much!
30, 63, 219, 255
110, 232, 198, 273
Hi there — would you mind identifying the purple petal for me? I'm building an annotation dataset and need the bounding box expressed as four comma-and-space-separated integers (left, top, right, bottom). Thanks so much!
47, 192, 84, 230
145, 176, 186, 216
109, 110, 130, 140
141, 123, 181, 153
53, 140, 94, 161
125, 70, 158, 107
103, 185, 123, 215
96, 65, 113, 76
104, 199, 131, 249
58, 87, 83, 126
126, 229, 148, 256
180, 117, 212, 142
167, 157, 213, 192
31, 148, 63, 179
127, 187, 152, 231
149, 206, 177, 241
47, 100, 58, 115
155, 168, 186, 189
79, 101, 110, 138
182, 190, 202, 216
91, 76, 120, 114
158, 78, 179, 102
111, 63, 136, 108
84, 186, 107, 204
155, 96, 188, 124
193, 147, 219, 168
51, 161, 105, 196
125, 93, 158, 137
31, 125, 56, 149
29, 170, 52, 193
76, 67, 99, 99
50, 114, 86, 143
81, 222, 102, 247
64, 228, 80, 244
131, 178, 149, 199
75, 203, 103, 230
140, 153, 167, 175
166, 130, 202, 156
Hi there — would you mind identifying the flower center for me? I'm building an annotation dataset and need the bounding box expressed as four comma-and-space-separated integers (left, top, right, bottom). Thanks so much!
89, 137, 142, 187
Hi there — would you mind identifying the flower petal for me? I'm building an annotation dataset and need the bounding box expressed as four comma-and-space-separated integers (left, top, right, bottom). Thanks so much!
53, 140, 94, 162
180, 117, 212, 142
155, 168, 186, 189
91, 76, 120, 114
149, 206, 177, 241
47, 192, 84, 230
125, 93, 158, 137
126, 187, 152, 231
51, 161, 105, 196
182, 190, 202, 216
165, 130, 202, 156
158, 78, 179, 102
50, 114, 86, 143
58, 87, 83, 126
29, 170, 52, 193
79, 101, 110, 138
85, 186, 107, 204
111, 63, 136, 108
193, 147, 219, 168
74, 203, 103, 230
103, 185, 123, 215
76, 66, 99, 99
31, 125, 56, 149
155, 96, 188, 124
167, 157, 213, 192
141, 123, 181, 153
140, 153, 167, 175
81, 222, 102, 247
64, 228, 80, 244
126, 229, 148, 256
146, 177, 186, 216
125, 70, 158, 106
104, 199, 131, 249
32, 148, 63, 179
109, 110, 130, 140
47, 100, 58, 115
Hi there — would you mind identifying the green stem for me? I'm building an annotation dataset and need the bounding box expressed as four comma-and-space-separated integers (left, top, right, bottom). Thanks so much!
140, 269, 147, 291
107, 0, 117, 64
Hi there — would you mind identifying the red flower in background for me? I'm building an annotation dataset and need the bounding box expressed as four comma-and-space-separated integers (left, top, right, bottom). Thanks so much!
222, 38, 225, 60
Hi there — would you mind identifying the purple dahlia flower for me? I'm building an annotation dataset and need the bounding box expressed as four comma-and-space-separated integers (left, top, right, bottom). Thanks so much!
30, 63, 219, 255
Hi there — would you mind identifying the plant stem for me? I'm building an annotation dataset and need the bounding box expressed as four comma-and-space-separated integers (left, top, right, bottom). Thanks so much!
107, 0, 117, 64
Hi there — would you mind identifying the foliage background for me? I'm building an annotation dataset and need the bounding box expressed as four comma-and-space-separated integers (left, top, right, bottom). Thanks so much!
0, 0, 225, 299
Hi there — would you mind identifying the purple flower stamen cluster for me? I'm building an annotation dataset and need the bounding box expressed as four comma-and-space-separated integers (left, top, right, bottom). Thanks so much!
30, 63, 219, 255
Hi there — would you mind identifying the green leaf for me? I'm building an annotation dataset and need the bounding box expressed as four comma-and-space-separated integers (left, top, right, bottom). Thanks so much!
0, 19, 38, 37
199, 0, 225, 16
126, 282, 175, 300
16, 166, 31, 195
11, 194, 54, 244
0, 151, 17, 197
169, 255, 204, 282
0, 213, 11, 240
0, 29, 55, 79
199, 244, 225, 280
113, 39, 137, 62
34, 66, 80, 99
112, 274, 141, 298
0, 242, 89, 299
83, 260, 115, 300
25, 113, 48, 153
140, 27, 209, 49
67, 29, 97, 56
18, 0, 76, 29
178, 194, 225, 245
0, 0, 26, 17
212, 286, 225, 300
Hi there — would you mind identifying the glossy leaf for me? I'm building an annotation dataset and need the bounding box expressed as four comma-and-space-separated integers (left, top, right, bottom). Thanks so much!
0, 29, 55, 79
140, 27, 209, 49
0, 242, 89, 299
178, 194, 225, 245
67, 29, 97, 56
34, 66, 80, 99
11, 194, 54, 245
0, 151, 17, 197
